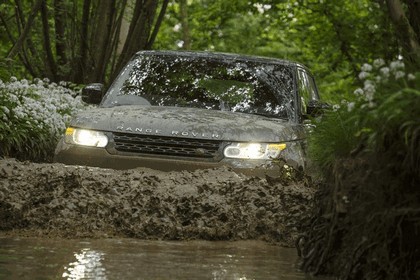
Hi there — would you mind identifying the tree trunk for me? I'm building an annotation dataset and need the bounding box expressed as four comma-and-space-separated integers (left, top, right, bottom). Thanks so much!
113, 0, 159, 79
179, 0, 191, 50
53, 0, 67, 77
90, 0, 116, 82
74, 0, 91, 83
146, 0, 169, 49
404, 0, 420, 42
40, 0, 58, 80
386, 0, 420, 66
117, 0, 134, 56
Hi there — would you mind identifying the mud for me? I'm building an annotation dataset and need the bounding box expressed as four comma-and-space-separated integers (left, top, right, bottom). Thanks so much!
0, 159, 315, 247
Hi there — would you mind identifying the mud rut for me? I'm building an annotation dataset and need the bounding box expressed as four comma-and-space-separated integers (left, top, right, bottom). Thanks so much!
0, 159, 315, 247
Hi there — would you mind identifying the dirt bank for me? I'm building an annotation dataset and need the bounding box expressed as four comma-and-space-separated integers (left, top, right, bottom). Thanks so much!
0, 159, 315, 247
300, 156, 420, 279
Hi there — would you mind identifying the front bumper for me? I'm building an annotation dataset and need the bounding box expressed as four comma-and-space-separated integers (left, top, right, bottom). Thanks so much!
54, 140, 286, 177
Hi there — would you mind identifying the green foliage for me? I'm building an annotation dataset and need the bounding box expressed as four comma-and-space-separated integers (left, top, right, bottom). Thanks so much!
0, 78, 85, 161
273, 0, 399, 100
155, 0, 402, 104
156, 0, 280, 53
308, 59, 420, 174
307, 107, 358, 170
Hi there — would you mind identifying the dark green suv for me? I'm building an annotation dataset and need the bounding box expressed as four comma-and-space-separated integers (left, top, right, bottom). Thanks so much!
54, 51, 323, 176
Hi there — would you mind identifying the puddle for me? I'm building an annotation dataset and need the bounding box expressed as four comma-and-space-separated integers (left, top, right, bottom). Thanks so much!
0, 238, 328, 279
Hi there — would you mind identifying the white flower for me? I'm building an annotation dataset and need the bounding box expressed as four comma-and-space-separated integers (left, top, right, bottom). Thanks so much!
12, 107, 27, 119
373, 59, 385, 68
263, 4, 272, 10
35, 79, 44, 86
363, 80, 376, 101
1, 77, 86, 138
361, 63, 373, 72
380, 67, 390, 78
395, 71, 405, 80
354, 88, 364, 95
407, 73, 416, 81
254, 3, 266, 14
358, 71, 369, 80
9, 94, 19, 103
2, 106, 10, 115
347, 102, 355, 112
332, 104, 340, 111
390, 60, 404, 72
173, 23, 181, 32
365, 90, 374, 102
364, 79, 375, 87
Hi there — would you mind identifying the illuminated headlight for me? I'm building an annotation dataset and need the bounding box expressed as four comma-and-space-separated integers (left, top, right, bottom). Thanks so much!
64, 127, 108, 147
223, 143, 286, 159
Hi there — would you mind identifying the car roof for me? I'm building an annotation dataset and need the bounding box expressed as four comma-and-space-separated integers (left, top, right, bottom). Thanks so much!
134, 50, 309, 71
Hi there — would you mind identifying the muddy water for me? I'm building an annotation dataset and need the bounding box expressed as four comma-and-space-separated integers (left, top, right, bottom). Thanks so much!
0, 159, 324, 278
0, 238, 327, 279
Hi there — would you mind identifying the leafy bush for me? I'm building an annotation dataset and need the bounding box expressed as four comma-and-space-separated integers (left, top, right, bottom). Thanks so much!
303, 59, 420, 279
309, 59, 420, 173
0, 77, 85, 161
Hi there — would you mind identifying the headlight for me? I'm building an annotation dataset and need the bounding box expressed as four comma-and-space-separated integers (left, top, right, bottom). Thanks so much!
223, 142, 286, 159
64, 127, 108, 147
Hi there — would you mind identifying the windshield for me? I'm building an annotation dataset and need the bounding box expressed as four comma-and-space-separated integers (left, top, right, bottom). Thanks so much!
102, 53, 296, 119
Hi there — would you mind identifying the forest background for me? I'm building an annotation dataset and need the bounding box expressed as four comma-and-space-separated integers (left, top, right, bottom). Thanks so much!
0, 0, 418, 99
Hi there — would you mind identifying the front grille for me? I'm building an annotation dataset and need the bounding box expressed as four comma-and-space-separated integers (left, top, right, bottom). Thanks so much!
112, 132, 222, 159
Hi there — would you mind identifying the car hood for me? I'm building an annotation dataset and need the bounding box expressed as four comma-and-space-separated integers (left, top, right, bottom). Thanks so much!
70, 106, 303, 142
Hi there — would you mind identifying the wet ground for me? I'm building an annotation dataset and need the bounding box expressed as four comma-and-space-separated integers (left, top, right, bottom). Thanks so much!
0, 158, 315, 247
0, 237, 329, 279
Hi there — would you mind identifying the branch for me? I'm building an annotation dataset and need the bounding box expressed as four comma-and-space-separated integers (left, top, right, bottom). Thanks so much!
108, 0, 128, 81
54, 0, 68, 67
0, 12, 16, 43
7, 0, 43, 59
146, 0, 169, 49
40, 0, 58, 80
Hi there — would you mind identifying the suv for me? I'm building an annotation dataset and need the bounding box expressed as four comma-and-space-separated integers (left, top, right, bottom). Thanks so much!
54, 50, 323, 176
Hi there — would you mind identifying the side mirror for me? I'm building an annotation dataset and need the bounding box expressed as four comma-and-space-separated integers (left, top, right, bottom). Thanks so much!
82, 83, 104, 104
306, 100, 330, 117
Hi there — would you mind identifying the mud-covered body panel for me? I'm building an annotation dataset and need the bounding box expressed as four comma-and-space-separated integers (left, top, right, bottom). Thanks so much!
71, 106, 304, 142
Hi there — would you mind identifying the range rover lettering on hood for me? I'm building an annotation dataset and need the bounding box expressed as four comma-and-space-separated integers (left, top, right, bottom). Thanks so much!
116, 126, 220, 139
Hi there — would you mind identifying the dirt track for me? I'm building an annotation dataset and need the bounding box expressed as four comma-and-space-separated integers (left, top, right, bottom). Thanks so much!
0, 158, 315, 247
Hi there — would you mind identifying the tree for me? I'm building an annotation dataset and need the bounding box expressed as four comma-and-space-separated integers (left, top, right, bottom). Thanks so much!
385, 0, 420, 68
0, 0, 169, 84
179, 0, 191, 49
155, 0, 403, 100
